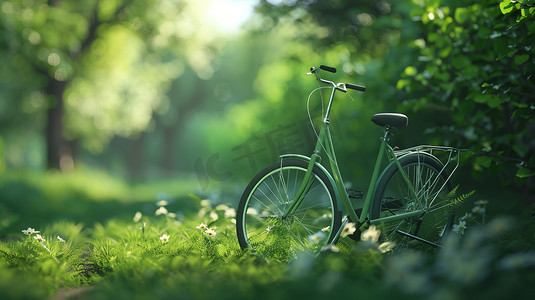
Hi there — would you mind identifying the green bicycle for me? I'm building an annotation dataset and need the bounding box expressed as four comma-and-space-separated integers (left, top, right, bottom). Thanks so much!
236, 65, 464, 260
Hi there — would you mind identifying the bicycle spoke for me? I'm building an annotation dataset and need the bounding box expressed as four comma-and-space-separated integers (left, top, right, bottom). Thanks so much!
373, 154, 454, 250
238, 161, 337, 261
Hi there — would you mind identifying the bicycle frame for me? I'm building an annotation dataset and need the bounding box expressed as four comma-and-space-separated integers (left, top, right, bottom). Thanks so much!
281, 72, 424, 234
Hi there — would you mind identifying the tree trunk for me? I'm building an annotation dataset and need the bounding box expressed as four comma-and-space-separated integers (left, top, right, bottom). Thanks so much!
45, 79, 73, 171
160, 84, 207, 172
162, 126, 177, 173
127, 133, 145, 179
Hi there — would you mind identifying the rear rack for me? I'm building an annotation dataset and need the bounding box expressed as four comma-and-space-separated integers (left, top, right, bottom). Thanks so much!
394, 145, 468, 157
393, 145, 469, 210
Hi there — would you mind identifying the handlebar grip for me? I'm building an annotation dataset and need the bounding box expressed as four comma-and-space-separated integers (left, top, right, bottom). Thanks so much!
346, 83, 366, 92
319, 65, 337, 73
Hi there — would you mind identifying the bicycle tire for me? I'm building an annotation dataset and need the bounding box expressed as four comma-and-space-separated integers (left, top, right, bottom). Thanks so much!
236, 159, 341, 261
371, 153, 454, 249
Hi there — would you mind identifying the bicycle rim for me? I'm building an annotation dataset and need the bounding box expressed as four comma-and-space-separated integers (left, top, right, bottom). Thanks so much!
237, 159, 338, 261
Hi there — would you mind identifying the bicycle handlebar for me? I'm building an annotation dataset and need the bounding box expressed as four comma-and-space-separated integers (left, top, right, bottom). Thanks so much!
346, 83, 366, 92
310, 65, 366, 93
319, 65, 336, 73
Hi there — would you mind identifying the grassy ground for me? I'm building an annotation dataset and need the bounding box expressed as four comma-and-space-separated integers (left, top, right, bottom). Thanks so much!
1, 170, 534, 299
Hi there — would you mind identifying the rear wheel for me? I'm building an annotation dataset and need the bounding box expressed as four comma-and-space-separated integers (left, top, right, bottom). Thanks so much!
371, 154, 454, 250
236, 159, 341, 261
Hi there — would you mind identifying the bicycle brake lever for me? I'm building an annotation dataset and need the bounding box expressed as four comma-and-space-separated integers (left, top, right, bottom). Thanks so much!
336, 83, 347, 93
309, 66, 321, 74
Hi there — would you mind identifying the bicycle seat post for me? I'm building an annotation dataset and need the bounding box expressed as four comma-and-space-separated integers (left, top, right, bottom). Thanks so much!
382, 125, 392, 141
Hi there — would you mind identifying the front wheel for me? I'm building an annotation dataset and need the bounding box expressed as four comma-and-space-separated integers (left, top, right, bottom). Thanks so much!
236, 159, 341, 261
371, 154, 455, 250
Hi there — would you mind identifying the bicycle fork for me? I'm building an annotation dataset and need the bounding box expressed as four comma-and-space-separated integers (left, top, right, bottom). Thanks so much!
282, 152, 321, 219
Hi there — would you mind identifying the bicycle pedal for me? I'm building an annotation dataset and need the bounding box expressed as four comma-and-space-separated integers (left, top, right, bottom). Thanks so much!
346, 189, 364, 199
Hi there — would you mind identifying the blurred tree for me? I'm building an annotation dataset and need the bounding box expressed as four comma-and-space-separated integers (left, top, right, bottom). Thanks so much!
0, 0, 223, 170
256, 0, 414, 59
396, 0, 535, 202
233, 1, 423, 184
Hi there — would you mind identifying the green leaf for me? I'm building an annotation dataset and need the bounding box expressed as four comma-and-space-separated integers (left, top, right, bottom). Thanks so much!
396, 79, 410, 90
499, 1, 514, 14
493, 38, 509, 59
454, 7, 470, 24
452, 56, 471, 70
424, 64, 438, 78
513, 144, 529, 157
514, 54, 529, 65
516, 167, 535, 178
507, 49, 518, 57
476, 156, 493, 168
404, 66, 418, 76
439, 46, 452, 57
473, 94, 502, 108
428, 32, 439, 42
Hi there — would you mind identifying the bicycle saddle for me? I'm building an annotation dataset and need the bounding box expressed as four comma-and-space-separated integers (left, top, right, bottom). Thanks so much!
371, 113, 408, 128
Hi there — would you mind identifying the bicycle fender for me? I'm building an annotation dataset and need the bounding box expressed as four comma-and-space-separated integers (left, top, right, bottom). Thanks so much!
279, 154, 343, 209
372, 151, 443, 200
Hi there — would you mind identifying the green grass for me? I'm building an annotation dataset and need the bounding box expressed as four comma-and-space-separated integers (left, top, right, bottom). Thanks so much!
0, 170, 534, 299
0, 169, 200, 238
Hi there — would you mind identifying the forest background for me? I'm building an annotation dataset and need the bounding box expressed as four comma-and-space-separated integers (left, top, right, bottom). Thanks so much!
0, 0, 534, 244
1, 0, 534, 299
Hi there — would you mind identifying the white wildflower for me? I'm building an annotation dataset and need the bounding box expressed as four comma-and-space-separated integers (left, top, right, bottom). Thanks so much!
22, 227, 39, 235
266, 225, 275, 232
160, 233, 170, 244
57, 236, 66, 243
215, 204, 230, 211
231, 218, 237, 224
471, 205, 485, 214
224, 208, 236, 218
340, 222, 357, 238
200, 199, 211, 208
196, 223, 208, 230
156, 200, 169, 207
34, 234, 45, 242
378, 241, 395, 253
452, 220, 467, 235
209, 211, 219, 221
474, 200, 488, 206
167, 212, 177, 218
308, 231, 325, 245
205, 228, 217, 236
321, 244, 339, 253
155, 206, 168, 216
361, 225, 381, 243
319, 213, 332, 220
321, 226, 331, 232
133, 211, 142, 222
246, 207, 258, 216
